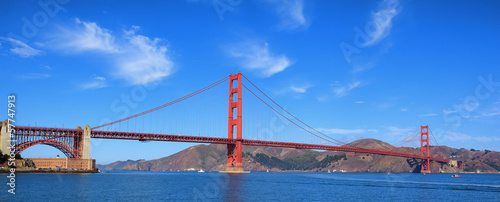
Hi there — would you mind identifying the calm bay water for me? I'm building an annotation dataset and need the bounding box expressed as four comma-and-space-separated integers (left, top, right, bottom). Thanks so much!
2, 171, 499, 201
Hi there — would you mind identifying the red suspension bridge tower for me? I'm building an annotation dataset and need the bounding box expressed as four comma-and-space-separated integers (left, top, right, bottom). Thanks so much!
224, 73, 247, 173
420, 125, 431, 173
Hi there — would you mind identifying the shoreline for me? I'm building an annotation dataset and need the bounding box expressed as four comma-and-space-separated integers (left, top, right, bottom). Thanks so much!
0, 169, 99, 174
99, 169, 500, 174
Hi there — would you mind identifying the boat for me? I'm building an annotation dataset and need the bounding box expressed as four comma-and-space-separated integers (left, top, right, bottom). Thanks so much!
267, 169, 269, 172
452, 174, 461, 178
328, 170, 331, 173
198, 169, 205, 173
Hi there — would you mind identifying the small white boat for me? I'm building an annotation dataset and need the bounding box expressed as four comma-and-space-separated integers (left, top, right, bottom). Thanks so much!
267, 169, 269, 172
198, 169, 205, 173
328, 170, 331, 173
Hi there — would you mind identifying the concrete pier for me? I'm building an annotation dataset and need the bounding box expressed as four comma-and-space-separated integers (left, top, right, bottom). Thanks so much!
0, 120, 12, 155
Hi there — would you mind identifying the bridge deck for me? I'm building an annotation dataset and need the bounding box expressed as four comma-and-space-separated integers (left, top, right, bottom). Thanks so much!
10, 126, 449, 163
91, 130, 449, 163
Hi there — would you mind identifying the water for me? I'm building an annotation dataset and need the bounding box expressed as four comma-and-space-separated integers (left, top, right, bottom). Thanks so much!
1, 171, 499, 201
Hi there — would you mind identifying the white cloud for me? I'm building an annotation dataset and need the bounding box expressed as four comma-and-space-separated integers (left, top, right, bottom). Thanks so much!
332, 81, 361, 97
400, 108, 408, 112
420, 113, 439, 117
289, 85, 309, 93
362, 0, 401, 47
480, 108, 500, 117
40, 65, 52, 70
384, 126, 412, 137
355, 101, 364, 104
273, 0, 308, 30
352, 63, 374, 74
81, 75, 107, 90
54, 18, 118, 53
228, 42, 292, 77
481, 112, 500, 117
317, 128, 378, 135
443, 132, 471, 142
443, 109, 457, 114
442, 131, 500, 142
50, 19, 173, 85
0, 37, 41, 57
117, 27, 173, 85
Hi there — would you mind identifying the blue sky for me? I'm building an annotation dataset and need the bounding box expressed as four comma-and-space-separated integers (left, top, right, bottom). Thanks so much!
1, 0, 500, 164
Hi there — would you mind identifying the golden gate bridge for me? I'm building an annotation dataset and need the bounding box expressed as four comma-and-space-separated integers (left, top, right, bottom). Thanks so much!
2, 73, 449, 173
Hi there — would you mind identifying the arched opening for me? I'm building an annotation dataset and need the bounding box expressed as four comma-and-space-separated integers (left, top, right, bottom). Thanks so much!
17, 139, 78, 158
20, 144, 66, 158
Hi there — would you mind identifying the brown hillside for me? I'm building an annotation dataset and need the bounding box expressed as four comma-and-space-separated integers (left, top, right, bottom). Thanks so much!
97, 139, 500, 173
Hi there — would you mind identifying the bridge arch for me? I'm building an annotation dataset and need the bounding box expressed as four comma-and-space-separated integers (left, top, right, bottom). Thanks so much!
16, 139, 80, 158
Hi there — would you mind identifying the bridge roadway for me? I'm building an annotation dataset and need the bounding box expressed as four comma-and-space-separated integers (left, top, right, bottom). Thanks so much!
91, 130, 449, 163
11, 126, 449, 163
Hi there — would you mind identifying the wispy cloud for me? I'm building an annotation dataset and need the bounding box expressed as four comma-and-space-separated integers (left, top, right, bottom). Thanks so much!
50, 18, 174, 85
117, 27, 173, 85
384, 126, 413, 137
420, 113, 439, 117
40, 65, 52, 70
332, 0, 400, 97
54, 18, 118, 53
400, 108, 408, 112
289, 85, 310, 93
81, 75, 107, 90
272, 0, 308, 30
0, 37, 41, 57
362, 0, 401, 47
228, 42, 292, 77
443, 109, 457, 114
355, 101, 364, 104
331, 80, 361, 97
480, 108, 500, 117
317, 128, 378, 135
442, 131, 500, 142
352, 63, 375, 74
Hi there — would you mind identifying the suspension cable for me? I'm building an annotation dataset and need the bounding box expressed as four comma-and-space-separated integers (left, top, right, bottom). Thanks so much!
242, 84, 342, 146
392, 128, 419, 147
242, 75, 350, 146
429, 128, 440, 146
93, 75, 230, 130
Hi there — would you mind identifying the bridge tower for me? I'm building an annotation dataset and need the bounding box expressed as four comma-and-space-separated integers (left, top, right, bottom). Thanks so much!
225, 73, 245, 173
420, 125, 431, 173
1, 120, 12, 156
82, 125, 91, 159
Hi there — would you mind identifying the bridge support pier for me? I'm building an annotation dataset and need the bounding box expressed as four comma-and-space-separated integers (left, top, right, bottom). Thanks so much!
420, 125, 431, 173
82, 125, 91, 160
1, 120, 12, 156
221, 73, 249, 173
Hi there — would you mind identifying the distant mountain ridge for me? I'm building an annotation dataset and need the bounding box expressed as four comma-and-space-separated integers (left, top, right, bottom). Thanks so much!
97, 139, 500, 173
